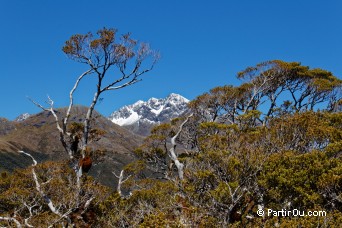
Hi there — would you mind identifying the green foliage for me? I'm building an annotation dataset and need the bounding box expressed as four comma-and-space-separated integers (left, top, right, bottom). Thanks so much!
0, 161, 109, 227
190, 60, 341, 127
98, 179, 182, 227
270, 111, 341, 153
3, 60, 341, 227
87, 60, 342, 226
259, 151, 342, 211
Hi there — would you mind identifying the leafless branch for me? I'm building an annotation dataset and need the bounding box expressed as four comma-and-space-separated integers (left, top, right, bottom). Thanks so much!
18, 151, 63, 218
27, 97, 48, 112
28, 96, 72, 158
113, 170, 132, 197
0, 216, 22, 228
64, 69, 93, 128
81, 197, 95, 215
169, 113, 193, 180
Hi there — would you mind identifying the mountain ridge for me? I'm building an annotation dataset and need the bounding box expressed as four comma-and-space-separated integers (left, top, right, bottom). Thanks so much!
109, 93, 190, 135
0, 106, 143, 187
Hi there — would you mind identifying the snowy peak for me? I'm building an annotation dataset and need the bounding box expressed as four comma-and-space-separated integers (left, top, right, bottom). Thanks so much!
109, 94, 189, 135
110, 107, 140, 126
14, 113, 31, 122
165, 93, 190, 103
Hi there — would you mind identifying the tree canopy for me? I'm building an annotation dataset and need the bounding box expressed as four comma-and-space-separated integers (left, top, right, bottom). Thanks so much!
1, 49, 342, 228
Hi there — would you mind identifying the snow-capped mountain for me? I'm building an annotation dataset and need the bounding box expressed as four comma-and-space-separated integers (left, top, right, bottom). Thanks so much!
109, 93, 190, 135
14, 113, 31, 122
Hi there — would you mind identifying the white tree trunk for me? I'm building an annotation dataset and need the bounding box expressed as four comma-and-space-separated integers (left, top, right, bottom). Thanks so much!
169, 114, 193, 180
113, 170, 131, 198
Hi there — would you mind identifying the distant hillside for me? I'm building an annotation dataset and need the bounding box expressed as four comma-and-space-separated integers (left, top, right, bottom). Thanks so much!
0, 118, 17, 136
0, 106, 144, 187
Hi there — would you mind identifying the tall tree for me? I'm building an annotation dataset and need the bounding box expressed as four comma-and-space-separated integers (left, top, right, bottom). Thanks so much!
32, 27, 159, 164
6, 28, 159, 226
190, 60, 341, 128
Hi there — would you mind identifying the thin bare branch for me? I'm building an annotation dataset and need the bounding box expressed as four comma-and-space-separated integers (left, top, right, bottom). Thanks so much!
64, 69, 93, 128
19, 150, 37, 166
27, 97, 49, 111
19, 150, 63, 218
0, 216, 22, 228
104, 78, 141, 91
81, 197, 95, 215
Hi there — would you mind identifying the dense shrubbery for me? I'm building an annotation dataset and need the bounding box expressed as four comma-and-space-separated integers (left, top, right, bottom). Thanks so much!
1, 60, 341, 227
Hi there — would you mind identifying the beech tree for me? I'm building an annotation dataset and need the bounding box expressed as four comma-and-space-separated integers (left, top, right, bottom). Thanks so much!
1, 27, 158, 227
135, 114, 193, 181
189, 60, 341, 128
32, 27, 158, 167
0, 154, 108, 227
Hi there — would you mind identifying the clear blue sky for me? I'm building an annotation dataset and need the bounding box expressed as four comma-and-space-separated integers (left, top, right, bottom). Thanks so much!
1, 0, 341, 120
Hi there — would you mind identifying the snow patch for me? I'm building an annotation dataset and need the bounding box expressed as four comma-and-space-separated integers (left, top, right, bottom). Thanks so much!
151, 105, 164, 115
112, 111, 140, 126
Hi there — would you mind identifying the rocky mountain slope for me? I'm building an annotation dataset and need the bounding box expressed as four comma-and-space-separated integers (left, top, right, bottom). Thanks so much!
14, 113, 31, 122
109, 93, 189, 135
0, 106, 143, 187
0, 118, 17, 136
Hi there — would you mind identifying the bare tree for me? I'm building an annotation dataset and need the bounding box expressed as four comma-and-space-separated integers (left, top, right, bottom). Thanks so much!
31, 28, 159, 172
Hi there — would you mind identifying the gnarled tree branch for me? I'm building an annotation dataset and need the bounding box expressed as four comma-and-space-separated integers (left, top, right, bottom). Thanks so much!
169, 113, 193, 180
